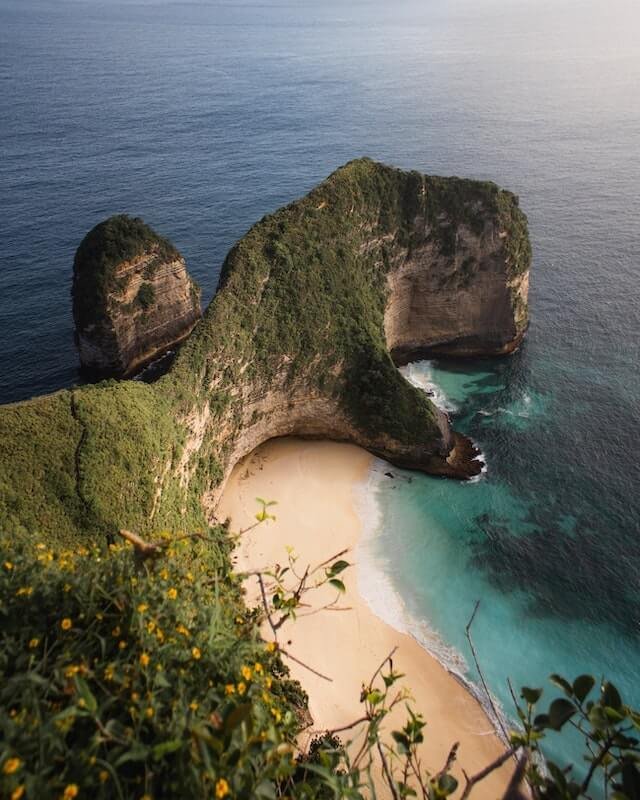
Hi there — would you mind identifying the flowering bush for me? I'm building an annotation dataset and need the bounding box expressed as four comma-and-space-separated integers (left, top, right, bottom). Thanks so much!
0, 530, 305, 799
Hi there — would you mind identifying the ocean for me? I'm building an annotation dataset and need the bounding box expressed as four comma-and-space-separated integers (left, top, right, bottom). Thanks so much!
1, 0, 639, 777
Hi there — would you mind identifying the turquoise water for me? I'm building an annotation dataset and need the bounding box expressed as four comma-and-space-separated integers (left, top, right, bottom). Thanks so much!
1, 0, 639, 779
364, 358, 639, 772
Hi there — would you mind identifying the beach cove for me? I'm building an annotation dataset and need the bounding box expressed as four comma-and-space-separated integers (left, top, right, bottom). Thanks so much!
218, 438, 512, 798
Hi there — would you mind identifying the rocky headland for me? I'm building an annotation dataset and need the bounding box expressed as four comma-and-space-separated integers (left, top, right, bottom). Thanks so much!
0, 158, 530, 543
72, 215, 202, 378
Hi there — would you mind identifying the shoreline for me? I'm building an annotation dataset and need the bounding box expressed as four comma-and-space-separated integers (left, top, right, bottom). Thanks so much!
218, 437, 512, 798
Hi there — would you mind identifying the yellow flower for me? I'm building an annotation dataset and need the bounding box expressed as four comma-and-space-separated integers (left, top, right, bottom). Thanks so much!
241, 665, 252, 681
265, 676, 272, 689
65, 664, 81, 678
12, 786, 25, 800
28, 637, 39, 649
166, 588, 178, 600
62, 785, 79, 799
189, 701, 199, 711
145, 707, 154, 718
191, 647, 201, 660
159, 568, 169, 580
61, 618, 72, 631
3, 757, 22, 775
271, 707, 282, 722
104, 665, 115, 681
111, 626, 121, 637
16, 587, 33, 597
118, 640, 127, 650
224, 684, 235, 695
215, 778, 230, 798
176, 624, 190, 637
99, 770, 109, 783
146, 621, 156, 634
237, 681, 246, 696
36, 543, 46, 550
265, 641, 277, 653
3, 560, 13, 570
131, 692, 140, 702
137, 603, 148, 614
139, 652, 150, 668
254, 662, 264, 674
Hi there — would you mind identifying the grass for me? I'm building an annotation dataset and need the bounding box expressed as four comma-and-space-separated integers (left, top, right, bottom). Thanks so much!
1, 158, 531, 543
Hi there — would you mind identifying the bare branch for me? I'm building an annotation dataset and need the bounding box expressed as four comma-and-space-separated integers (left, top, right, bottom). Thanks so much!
377, 739, 400, 800
465, 601, 511, 745
459, 747, 519, 800
280, 648, 333, 682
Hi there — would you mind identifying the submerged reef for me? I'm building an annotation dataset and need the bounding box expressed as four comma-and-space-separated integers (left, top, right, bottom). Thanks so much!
0, 158, 530, 543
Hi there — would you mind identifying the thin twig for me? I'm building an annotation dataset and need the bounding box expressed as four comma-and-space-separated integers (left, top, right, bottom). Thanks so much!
459, 747, 519, 800
256, 573, 279, 641
279, 648, 333, 682
502, 751, 529, 800
465, 601, 510, 745
377, 739, 400, 800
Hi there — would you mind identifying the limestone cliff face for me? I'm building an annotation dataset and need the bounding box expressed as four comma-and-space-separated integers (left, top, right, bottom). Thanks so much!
385, 218, 530, 363
72, 216, 202, 378
0, 159, 531, 542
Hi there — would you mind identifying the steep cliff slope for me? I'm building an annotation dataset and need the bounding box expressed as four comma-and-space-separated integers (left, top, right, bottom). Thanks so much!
73, 215, 202, 377
0, 159, 531, 542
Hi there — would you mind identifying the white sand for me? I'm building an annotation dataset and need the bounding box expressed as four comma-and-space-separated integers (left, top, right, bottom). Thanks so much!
218, 438, 513, 798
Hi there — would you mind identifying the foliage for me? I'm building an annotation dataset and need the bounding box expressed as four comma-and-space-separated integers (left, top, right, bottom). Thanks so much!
512, 676, 640, 799
0, 158, 531, 542
0, 531, 309, 799
135, 282, 156, 311
72, 215, 178, 329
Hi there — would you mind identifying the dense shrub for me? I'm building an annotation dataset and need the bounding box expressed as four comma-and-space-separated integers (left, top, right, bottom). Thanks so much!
0, 532, 308, 799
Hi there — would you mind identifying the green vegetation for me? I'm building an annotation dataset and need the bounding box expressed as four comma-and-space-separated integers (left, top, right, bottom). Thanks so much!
2, 532, 638, 800
73, 215, 178, 330
1, 158, 531, 543
135, 282, 156, 311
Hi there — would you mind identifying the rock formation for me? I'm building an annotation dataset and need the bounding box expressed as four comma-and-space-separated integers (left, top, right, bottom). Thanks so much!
0, 159, 531, 543
72, 215, 202, 378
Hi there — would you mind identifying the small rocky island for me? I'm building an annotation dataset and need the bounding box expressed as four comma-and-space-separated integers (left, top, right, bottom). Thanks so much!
0, 159, 530, 542
72, 215, 202, 377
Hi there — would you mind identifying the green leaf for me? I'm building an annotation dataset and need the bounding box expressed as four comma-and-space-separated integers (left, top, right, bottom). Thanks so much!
152, 739, 183, 761
548, 698, 576, 730
224, 703, 252, 734
75, 677, 97, 713
602, 681, 622, 711
329, 579, 345, 593
327, 560, 350, 577
521, 686, 543, 705
437, 774, 459, 796
391, 730, 410, 754
573, 675, 595, 703
550, 674, 573, 697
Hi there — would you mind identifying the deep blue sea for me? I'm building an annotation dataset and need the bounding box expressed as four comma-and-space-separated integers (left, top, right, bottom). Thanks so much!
1, 0, 639, 777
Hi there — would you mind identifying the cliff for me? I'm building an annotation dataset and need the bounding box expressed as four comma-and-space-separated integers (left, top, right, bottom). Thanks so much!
0, 159, 530, 543
72, 215, 202, 377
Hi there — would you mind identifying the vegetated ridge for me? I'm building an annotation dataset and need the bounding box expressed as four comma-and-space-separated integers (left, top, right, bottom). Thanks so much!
0, 158, 531, 545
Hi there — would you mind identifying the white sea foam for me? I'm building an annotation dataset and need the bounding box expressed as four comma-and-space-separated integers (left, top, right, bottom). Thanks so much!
353, 369, 511, 740
352, 462, 511, 740
400, 362, 458, 413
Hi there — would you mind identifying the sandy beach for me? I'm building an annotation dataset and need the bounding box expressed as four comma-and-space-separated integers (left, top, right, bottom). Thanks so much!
218, 437, 513, 798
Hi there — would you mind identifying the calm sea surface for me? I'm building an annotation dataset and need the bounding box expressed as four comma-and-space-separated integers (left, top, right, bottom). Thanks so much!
1, 0, 639, 774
